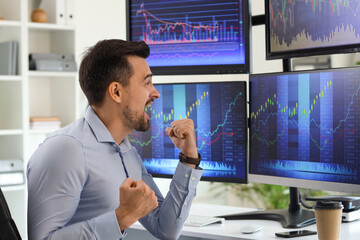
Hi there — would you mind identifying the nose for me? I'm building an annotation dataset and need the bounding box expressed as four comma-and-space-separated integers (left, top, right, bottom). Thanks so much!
151, 85, 160, 99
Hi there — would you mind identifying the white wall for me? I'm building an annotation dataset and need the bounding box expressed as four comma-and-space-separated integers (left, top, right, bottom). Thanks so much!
75, 0, 126, 59
75, 0, 127, 115
251, 0, 282, 74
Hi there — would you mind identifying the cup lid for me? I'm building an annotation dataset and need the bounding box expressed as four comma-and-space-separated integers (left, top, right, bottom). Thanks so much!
314, 200, 344, 210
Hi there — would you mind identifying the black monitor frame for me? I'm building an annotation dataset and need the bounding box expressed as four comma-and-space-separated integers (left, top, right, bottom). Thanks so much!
130, 81, 248, 183
126, 0, 251, 75
265, 0, 360, 60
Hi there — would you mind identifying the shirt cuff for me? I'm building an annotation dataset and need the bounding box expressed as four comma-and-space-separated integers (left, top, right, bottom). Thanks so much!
173, 162, 203, 189
90, 211, 123, 239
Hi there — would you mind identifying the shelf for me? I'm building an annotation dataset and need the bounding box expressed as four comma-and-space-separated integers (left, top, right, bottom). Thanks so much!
0, 2, 77, 239
0, 129, 23, 136
28, 22, 75, 32
0, 20, 21, 27
0, 1, 77, 238
0, 75, 22, 81
1, 184, 25, 192
28, 71, 77, 78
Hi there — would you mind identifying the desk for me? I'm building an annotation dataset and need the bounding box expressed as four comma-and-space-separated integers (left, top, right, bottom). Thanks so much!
128, 203, 360, 240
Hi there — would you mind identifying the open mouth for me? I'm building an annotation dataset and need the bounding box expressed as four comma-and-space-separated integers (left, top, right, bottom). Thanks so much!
144, 101, 154, 119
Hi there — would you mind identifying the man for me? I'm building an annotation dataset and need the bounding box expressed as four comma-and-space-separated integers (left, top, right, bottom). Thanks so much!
27, 39, 203, 240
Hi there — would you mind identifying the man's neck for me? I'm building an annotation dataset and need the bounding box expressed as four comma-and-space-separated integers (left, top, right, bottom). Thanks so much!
91, 105, 131, 145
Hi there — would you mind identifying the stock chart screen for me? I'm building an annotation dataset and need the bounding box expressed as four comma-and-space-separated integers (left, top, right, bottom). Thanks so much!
129, 82, 247, 183
250, 67, 360, 184
267, 0, 360, 57
128, 0, 248, 72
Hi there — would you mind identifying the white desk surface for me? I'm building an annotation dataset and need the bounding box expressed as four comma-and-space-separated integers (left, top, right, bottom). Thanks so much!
129, 203, 360, 240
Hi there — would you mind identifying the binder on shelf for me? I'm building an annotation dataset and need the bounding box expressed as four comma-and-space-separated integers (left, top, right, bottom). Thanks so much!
0, 159, 23, 172
0, 159, 24, 187
65, 0, 75, 26
29, 53, 75, 61
29, 59, 77, 71
29, 53, 76, 71
39, 0, 66, 25
0, 41, 18, 75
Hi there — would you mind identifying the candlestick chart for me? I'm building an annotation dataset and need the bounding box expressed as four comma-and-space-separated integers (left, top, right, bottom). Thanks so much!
129, 82, 247, 181
250, 68, 360, 184
128, 0, 246, 67
269, 0, 360, 53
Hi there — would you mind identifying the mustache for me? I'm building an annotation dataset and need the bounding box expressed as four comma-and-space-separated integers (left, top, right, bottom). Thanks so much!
145, 99, 155, 106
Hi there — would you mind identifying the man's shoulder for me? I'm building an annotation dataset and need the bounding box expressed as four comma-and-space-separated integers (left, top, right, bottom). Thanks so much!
48, 118, 90, 143
28, 118, 92, 169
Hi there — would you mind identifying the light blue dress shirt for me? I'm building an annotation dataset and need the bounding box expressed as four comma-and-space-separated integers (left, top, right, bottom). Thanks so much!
27, 106, 203, 240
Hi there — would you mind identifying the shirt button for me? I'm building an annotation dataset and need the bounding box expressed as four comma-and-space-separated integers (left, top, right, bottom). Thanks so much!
191, 176, 196, 181
184, 201, 188, 206
185, 173, 189, 178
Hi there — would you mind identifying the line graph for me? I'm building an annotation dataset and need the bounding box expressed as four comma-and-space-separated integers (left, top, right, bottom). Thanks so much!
251, 76, 360, 150
250, 68, 360, 184
135, 2, 236, 44
129, 82, 247, 179
129, 0, 247, 67
269, 0, 360, 53
251, 72, 357, 151
251, 123, 355, 150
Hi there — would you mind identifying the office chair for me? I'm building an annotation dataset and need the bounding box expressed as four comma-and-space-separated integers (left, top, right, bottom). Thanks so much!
0, 188, 22, 240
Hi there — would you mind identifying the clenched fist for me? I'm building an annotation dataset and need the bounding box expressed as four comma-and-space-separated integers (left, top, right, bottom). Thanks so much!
166, 119, 198, 159
115, 178, 158, 230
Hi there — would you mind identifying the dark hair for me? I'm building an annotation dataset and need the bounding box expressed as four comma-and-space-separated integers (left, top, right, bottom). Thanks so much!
79, 39, 150, 106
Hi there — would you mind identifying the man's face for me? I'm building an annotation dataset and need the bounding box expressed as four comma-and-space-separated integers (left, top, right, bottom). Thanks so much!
122, 55, 160, 132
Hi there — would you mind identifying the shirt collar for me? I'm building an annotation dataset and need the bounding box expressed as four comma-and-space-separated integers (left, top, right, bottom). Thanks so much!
84, 106, 116, 143
119, 137, 132, 152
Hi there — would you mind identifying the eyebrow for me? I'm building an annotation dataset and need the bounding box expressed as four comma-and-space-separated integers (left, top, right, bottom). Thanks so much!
144, 74, 153, 81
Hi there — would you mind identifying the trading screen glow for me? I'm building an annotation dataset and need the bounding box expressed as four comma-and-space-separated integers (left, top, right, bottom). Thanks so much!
128, 0, 247, 68
268, 0, 360, 57
250, 67, 360, 185
129, 82, 247, 182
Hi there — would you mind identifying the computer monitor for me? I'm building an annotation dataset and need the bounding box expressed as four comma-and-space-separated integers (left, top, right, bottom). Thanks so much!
226, 66, 360, 228
266, 0, 360, 59
250, 66, 360, 193
126, 0, 250, 75
128, 81, 248, 183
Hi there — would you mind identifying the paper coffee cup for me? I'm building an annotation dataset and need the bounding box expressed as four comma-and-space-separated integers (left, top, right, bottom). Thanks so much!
314, 201, 343, 240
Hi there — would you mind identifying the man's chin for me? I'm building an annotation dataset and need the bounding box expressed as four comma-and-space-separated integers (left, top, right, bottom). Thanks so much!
134, 121, 150, 132
143, 121, 150, 131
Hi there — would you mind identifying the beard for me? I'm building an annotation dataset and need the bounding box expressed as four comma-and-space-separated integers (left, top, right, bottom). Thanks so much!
123, 105, 150, 132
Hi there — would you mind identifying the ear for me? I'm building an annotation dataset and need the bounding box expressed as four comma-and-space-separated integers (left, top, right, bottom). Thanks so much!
108, 82, 123, 103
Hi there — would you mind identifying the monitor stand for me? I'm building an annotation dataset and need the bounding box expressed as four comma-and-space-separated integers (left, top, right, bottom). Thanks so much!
216, 187, 316, 228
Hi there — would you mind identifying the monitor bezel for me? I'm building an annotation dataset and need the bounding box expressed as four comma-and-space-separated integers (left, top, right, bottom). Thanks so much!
126, 0, 251, 75
249, 174, 360, 195
265, 0, 360, 60
136, 80, 249, 183
249, 66, 360, 194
